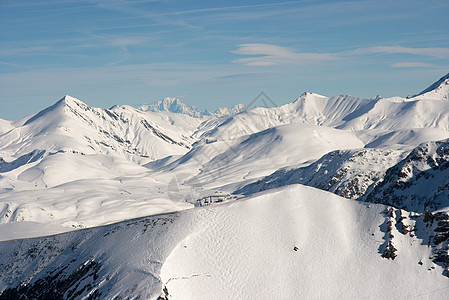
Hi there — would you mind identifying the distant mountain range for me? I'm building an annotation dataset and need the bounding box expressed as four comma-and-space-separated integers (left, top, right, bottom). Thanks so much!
1, 73, 449, 299
138, 97, 245, 118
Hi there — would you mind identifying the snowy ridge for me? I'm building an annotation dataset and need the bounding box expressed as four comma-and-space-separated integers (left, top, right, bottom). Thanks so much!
196, 90, 449, 144
150, 122, 365, 195
409, 72, 449, 100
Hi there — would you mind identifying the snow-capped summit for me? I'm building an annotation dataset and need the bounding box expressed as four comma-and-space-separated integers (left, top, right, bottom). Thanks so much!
2, 95, 198, 164
23, 95, 83, 125
139, 97, 201, 117
214, 103, 245, 117
138, 97, 244, 118
409, 72, 449, 100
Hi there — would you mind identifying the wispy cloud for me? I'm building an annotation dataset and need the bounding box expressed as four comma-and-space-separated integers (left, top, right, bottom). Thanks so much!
233, 43, 449, 67
391, 62, 448, 68
0, 46, 51, 55
165, 1, 309, 15
109, 37, 147, 47
87, 0, 195, 29
232, 43, 336, 66
213, 72, 271, 81
351, 46, 449, 58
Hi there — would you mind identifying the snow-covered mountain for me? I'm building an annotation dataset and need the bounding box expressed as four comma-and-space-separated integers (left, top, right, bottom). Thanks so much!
1, 73, 449, 298
139, 97, 245, 118
0, 95, 198, 163
195, 73, 449, 143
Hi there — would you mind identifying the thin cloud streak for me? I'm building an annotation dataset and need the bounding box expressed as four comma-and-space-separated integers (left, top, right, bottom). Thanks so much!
232, 43, 336, 66
391, 62, 449, 69
351, 46, 449, 58
232, 44, 449, 66
165, 1, 311, 15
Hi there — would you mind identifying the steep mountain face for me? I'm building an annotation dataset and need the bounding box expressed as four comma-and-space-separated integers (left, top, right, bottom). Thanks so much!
365, 139, 449, 212
238, 137, 449, 213
139, 97, 245, 118
0, 212, 186, 299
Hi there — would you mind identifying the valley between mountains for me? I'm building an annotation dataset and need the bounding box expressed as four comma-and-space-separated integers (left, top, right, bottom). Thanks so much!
1, 73, 449, 299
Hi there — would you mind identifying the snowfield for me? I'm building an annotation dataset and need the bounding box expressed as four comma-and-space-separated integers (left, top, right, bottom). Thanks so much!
161, 186, 448, 300
1, 73, 449, 298
0, 185, 448, 299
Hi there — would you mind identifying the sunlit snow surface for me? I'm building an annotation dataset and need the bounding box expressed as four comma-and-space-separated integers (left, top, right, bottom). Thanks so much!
0, 185, 447, 299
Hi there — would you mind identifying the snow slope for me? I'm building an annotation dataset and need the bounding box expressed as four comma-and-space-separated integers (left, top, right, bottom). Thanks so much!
150, 122, 364, 194
161, 186, 449, 299
1, 185, 447, 299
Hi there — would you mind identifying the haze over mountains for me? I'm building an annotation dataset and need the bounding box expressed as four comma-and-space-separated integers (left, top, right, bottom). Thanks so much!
0, 73, 449, 299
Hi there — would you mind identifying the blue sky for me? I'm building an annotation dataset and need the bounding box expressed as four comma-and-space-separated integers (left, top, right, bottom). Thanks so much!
1, 0, 448, 120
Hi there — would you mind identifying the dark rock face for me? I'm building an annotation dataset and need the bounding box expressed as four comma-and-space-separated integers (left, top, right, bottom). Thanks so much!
422, 211, 449, 277
0, 260, 101, 300
365, 139, 449, 212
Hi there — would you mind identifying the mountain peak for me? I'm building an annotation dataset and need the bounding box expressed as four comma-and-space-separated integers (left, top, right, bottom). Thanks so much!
409, 72, 449, 100
138, 97, 245, 118
138, 97, 202, 117
24, 95, 89, 125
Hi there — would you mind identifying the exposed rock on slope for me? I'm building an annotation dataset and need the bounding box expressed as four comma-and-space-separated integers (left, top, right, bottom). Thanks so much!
365, 139, 449, 212
236, 148, 405, 199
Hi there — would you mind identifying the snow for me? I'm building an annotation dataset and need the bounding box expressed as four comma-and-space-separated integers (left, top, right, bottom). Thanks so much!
0, 185, 447, 299
160, 185, 448, 299
1, 73, 449, 298
2, 75, 449, 233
